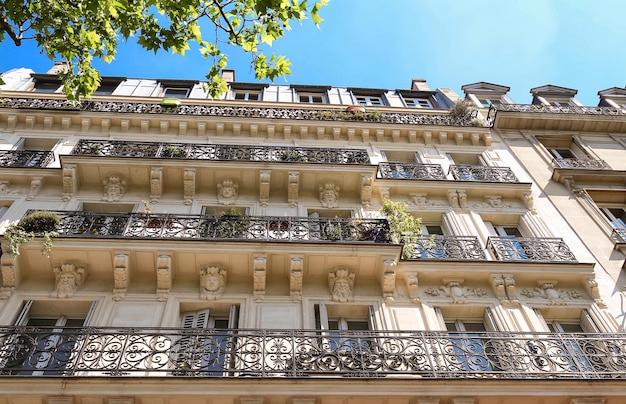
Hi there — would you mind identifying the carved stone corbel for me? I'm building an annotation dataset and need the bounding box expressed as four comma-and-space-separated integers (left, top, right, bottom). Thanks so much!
183, 168, 195, 205
150, 167, 163, 203
457, 190, 467, 208
287, 171, 299, 207
490, 274, 517, 306
360, 174, 372, 209
404, 272, 420, 303
448, 190, 459, 208
290, 255, 304, 302
0, 253, 18, 299
380, 187, 390, 201
585, 278, 606, 308
381, 259, 396, 302
52, 263, 86, 298
62, 165, 77, 201
259, 170, 271, 207
156, 254, 172, 301
253, 255, 267, 302
112, 253, 129, 301
27, 176, 44, 201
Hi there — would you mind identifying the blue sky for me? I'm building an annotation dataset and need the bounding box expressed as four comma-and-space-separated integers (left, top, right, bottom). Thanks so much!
1, 0, 625, 105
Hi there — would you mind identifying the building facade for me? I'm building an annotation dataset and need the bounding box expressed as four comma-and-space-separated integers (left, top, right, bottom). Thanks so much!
0, 66, 623, 404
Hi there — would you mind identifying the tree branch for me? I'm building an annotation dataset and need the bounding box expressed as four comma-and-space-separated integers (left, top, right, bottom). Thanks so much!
0, 16, 22, 46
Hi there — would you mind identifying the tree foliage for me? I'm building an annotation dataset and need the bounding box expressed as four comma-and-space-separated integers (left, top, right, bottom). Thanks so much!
0, 0, 327, 100
380, 199, 422, 259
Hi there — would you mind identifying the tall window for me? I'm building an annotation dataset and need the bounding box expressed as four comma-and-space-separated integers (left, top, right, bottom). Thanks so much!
315, 304, 373, 353
176, 305, 239, 376
2, 300, 96, 375
600, 207, 626, 231
436, 307, 499, 372
485, 222, 528, 260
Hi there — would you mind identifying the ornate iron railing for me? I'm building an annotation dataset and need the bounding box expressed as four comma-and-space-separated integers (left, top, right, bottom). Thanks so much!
449, 165, 519, 183
0, 150, 55, 168
487, 237, 577, 263
70, 139, 371, 165
552, 158, 610, 170
611, 228, 626, 244
488, 104, 626, 123
378, 162, 446, 180
404, 236, 486, 260
0, 327, 624, 378
0, 97, 478, 126
45, 211, 389, 244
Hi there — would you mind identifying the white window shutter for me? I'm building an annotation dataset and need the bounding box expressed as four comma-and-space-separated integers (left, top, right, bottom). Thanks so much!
367, 305, 376, 330
317, 303, 329, 330
579, 309, 600, 333
228, 305, 239, 329
112, 79, 140, 96
83, 301, 99, 326
14, 300, 33, 325
181, 309, 211, 329
484, 307, 500, 331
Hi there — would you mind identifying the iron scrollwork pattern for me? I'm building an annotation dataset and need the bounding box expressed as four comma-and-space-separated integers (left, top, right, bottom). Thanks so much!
70, 139, 371, 165
378, 162, 446, 180
403, 235, 487, 260
487, 236, 577, 263
46, 211, 390, 244
449, 165, 519, 183
0, 150, 55, 168
0, 97, 478, 127
552, 158, 610, 169
0, 327, 624, 378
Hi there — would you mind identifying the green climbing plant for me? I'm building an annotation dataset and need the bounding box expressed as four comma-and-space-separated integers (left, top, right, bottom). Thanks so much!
3, 211, 60, 256
380, 199, 422, 259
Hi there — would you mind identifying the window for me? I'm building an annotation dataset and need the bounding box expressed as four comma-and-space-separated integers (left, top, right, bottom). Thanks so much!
600, 207, 626, 232
404, 97, 432, 108
533, 309, 602, 373
355, 95, 383, 106
478, 98, 494, 108
92, 78, 124, 95
549, 148, 577, 160
437, 307, 499, 372
2, 300, 96, 375
33, 81, 61, 93
299, 93, 326, 103
315, 304, 373, 353
234, 91, 260, 101
176, 305, 239, 376
485, 222, 528, 260
163, 87, 190, 98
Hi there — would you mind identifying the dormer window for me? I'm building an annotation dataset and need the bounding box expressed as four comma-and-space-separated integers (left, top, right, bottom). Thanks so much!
404, 97, 433, 108
158, 79, 197, 99
355, 95, 383, 106
299, 93, 325, 103
93, 77, 126, 95
31, 74, 61, 93
234, 91, 260, 101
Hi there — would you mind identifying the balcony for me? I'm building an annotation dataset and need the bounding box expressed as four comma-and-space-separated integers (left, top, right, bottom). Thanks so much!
403, 235, 486, 260
552, 158, 610, 170
0, 150, 54, 168
70, 139, 371, 165
51, 211, 390, 244
449, 165, 519, 183
0, 327, 624, 379
487, 237, 577, 263
378, 162, 445, 180
0, 96, 483, 127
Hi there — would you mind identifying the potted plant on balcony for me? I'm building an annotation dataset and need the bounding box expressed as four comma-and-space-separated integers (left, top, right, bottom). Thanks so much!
215, 208, 250, 239
380, 200, 422, 259
3, 210, 60, 256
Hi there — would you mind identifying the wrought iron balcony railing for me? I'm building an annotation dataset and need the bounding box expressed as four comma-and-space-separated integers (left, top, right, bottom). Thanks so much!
1, 327, 624, 378
0, 150, 55, 168
487, 236, 577, 263
552, 158, 610, 170
70, 139, 371, 165
403, 235, 486, 260
611, 228, 626, 244
378, 162, 446, 180
0, 97, 478, 127
48, 211, 389, 244
449, 165, 519, 183
490, 103, 626, 116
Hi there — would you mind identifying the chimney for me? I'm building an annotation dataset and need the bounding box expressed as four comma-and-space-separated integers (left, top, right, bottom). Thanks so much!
46, 61, 70, 75
411, 78, 430, 91
222, 69, 235, 83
